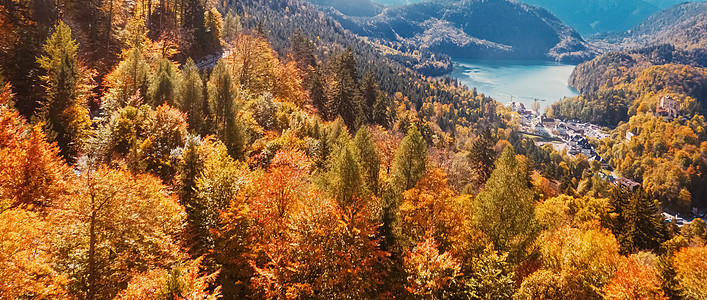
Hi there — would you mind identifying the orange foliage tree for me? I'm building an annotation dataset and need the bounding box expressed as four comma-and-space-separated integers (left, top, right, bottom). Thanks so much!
51, 165, 186, 300
217, 149, 389, 298
604, 254, 666, 300
395, 169, 462, 253
0, 209, 69, 299
673, 245, 707, 300
0, 84, 76, 211
403, 233, 464, 299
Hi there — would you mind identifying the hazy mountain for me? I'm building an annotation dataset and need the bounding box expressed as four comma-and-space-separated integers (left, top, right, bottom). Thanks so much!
366, 0, 707, 36
643, 0, 705, 9
308, 0, 383, 16
613, 2, 707, 50
316, 0, 595, 62
519, 0, 659, 35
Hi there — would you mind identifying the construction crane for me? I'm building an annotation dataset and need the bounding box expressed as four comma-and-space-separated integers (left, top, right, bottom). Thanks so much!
500, 94, 547, 103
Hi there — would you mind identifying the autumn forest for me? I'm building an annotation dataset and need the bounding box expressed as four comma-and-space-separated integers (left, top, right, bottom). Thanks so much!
1, 0, 707, 299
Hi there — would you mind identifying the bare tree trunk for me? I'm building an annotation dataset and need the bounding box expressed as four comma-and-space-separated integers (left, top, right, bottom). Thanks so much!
87, 167, 97, 300
107, 0, 112, 53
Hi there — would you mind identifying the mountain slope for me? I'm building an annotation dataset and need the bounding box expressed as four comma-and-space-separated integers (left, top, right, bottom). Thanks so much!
521, 0, 659, 35
319, 0, 594, 62
308, 0, 382, 16
626, 2, 707, 50
644, 0, 705, 9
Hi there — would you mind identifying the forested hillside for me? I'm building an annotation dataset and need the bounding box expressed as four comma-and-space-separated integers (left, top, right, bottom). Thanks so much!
1, 0, 707, 299
521, 0, 659, 35
612, 2, 707, 50
548, 1, 707, 231
310, 0, 596, 63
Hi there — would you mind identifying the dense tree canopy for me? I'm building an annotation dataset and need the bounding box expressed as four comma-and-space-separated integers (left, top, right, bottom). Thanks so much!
2, 1, 707, 298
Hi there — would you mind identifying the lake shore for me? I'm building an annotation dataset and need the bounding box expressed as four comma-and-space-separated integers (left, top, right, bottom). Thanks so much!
450, 59, 579, 111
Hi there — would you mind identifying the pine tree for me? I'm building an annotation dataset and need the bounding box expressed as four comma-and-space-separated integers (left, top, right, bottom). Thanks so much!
37, 21, 91, 163
361, 71, 378, 123
178, 58, 205, 133
207, 59, 245, 159
330, 145, 367, 211
203, 8, 223, 53
309, 67, 328, 119
221, 11, 241, 44
473, 146, 536, 263
372, 90, 391, 128
353, 126, 381, 196
611, 187, 669, 254
149, 58, 178, 107
468, 128, 497, 188
291, 29, 316, 73
329, 48, 363, 130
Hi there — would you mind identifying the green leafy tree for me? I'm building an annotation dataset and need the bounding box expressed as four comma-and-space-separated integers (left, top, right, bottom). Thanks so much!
37, 21, 92, 162
149, 58, 178, 107
221, 11, 241, 44
390, 124, 428, 192
177, 136, 248, 255
103, 46, 150, 112
384, 124, 427, 250
473, 146, 536, 263
103, 14, 149, 112
177, 58, 205, 133
330, 144, 368, 211
465, 246, 516, 300
207, 59, 246, 159
353, 126, 381, 196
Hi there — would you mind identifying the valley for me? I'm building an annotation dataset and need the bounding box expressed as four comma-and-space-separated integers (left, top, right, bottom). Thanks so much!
2, 0, 707, 298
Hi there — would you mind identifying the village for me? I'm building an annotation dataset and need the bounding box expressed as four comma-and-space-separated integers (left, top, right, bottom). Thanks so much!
509, 100, 609, 161
509, 95, 705, 227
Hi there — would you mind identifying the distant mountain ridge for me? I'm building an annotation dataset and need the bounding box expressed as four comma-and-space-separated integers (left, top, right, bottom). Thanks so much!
625, 2, 707, 50
312, 0, 595, 63
365, 0, 707, 36
520, 0, 659, 35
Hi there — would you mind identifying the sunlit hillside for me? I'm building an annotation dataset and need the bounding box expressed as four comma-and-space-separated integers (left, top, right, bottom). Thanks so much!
1, 0, 706, 299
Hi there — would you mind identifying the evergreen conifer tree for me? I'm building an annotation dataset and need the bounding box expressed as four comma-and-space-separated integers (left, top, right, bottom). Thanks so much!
610, 187, 669, 254
309, 67, 328, 119
37, 21, 92, 162
149, 58, 177, 107
361, 71, 378, 123
469, 128, 497, 188
329, 48, 363, 130
353, 126, 381, 196
178, 58, 205, 133
207, 59, 245, 159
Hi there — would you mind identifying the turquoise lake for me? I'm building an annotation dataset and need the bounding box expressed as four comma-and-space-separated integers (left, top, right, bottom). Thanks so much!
450, 59, 579, 110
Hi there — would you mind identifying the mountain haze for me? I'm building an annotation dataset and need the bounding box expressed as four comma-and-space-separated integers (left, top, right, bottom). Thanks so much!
520, 0, 659, 35
315, 0, 595, 62
626, 1, 707, 49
